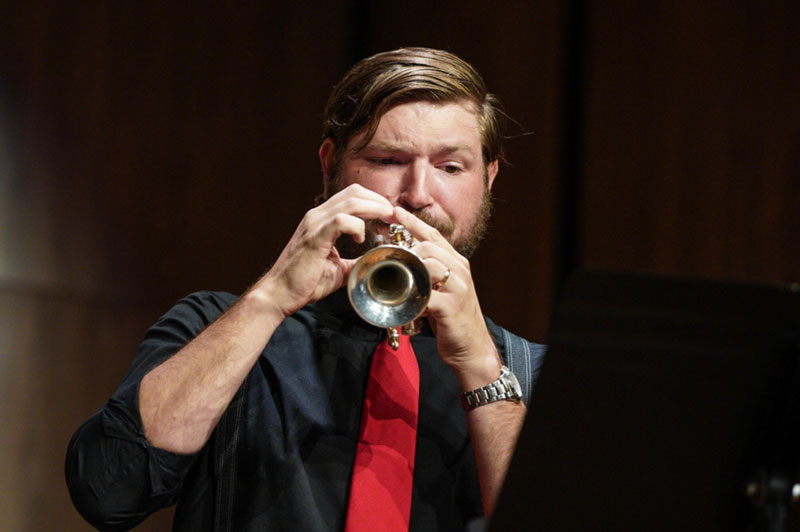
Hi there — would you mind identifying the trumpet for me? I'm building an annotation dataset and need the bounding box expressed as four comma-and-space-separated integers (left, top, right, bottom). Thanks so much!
347, 224, 431, 349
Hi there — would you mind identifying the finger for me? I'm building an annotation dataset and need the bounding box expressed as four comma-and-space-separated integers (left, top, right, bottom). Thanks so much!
322, 196, 394, 224
393, 206, 450, 246
308, 186, 394, 246
327, 184, 394, 219
314, 212, 367, 245
336, 256, 359, 279
422, 257, 452, 291
413, 240, 468, 272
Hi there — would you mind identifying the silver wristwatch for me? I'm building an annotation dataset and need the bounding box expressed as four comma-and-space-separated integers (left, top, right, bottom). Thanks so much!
460, 366, 523, 410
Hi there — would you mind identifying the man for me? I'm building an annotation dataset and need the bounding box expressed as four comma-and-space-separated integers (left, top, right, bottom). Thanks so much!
66, 47, 545, 531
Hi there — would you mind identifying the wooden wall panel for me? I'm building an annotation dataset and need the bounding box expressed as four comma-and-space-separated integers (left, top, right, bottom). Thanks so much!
0, 293, 174, 531
1, 3, 354, 530
577, 2, 800, 284
2, 2, 355, 305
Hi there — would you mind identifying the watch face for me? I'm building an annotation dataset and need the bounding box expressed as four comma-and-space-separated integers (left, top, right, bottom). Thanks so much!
503, 367, 523, 398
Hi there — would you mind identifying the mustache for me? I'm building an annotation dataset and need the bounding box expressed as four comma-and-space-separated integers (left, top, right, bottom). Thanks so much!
337, 210, 454, 260
375, 209, 455, 239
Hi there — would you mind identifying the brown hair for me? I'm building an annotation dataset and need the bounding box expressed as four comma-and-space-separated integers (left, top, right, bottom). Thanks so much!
322, 47, 505, 171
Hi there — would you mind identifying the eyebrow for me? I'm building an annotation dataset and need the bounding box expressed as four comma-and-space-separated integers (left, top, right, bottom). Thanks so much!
364, 141, 477, 156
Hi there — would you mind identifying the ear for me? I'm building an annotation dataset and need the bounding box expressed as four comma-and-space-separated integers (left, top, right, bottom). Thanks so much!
486, 159, 499, 190
319, 138, 336, 181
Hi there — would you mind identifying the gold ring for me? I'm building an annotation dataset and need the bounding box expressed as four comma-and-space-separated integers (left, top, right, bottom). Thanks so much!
433, 268, 451, 291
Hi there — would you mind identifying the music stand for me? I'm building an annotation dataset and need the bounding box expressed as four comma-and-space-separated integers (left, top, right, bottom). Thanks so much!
489, 270, 800, 531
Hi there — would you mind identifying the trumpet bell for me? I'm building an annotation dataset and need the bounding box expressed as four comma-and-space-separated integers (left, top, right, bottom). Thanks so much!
347, 245, 431, 328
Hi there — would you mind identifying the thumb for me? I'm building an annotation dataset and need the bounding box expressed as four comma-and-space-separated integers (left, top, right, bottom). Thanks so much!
337, 257, 359, 279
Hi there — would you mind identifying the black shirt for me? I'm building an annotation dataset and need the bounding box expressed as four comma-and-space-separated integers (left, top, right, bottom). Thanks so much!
65, 289, 544, 531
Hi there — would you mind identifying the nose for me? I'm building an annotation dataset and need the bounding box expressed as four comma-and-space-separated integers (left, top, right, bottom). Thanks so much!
398, 160, 434, 210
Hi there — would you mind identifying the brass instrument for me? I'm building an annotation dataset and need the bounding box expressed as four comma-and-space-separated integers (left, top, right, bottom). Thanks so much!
347, 224, 431, 349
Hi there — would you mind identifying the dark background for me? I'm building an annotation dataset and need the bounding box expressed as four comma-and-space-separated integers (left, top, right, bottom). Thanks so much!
0, 2, 796, 530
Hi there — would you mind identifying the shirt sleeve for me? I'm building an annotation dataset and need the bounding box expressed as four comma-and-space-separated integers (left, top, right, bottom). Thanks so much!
65, 291, 237, 531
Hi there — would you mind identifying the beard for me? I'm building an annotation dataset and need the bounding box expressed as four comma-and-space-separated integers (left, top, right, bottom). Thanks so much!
327, 179, 494, 260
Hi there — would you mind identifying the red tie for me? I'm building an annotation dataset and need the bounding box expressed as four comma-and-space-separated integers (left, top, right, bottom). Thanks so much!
345, 334, 420, 531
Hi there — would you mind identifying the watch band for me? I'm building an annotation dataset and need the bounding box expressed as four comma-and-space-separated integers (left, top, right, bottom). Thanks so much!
460, 366, 522, 410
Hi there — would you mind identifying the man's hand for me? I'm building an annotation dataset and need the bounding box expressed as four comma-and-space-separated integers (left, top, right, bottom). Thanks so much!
393, 206, 525, 516
139, 184, 393, 454
256, 184, 395, 318
392, 206, 502, 389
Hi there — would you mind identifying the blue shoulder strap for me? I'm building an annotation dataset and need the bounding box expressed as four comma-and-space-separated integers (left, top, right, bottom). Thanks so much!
485, 318, 546, 404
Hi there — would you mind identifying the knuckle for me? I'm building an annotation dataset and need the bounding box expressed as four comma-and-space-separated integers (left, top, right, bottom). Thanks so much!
331, 212, 349, 225
345, 183, 366, 194
302, 207, 319, 222
342, 197, 361, 212
299, 212, 320, 234
414, 241, 434, 255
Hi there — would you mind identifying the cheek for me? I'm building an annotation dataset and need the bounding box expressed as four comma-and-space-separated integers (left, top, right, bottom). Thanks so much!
442, 180, 484, 213
341, 165, 368, 186
343, 167, 396, 196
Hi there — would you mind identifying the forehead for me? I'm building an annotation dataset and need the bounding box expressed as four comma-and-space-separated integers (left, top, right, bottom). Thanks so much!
351, 99, 482, 152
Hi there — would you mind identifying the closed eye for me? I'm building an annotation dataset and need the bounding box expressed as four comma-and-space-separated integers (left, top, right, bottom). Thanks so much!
369, 157, 402, 166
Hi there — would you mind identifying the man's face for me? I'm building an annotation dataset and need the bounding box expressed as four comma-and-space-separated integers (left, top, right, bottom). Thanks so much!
321, 99, 498, 258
